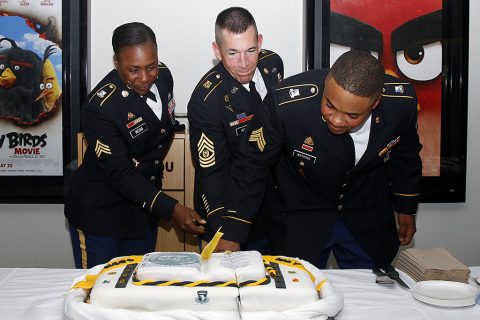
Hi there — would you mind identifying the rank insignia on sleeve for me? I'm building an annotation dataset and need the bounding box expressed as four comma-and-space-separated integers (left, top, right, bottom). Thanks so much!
201, 194, 210, 212
249, 127, 266, 152
95, 140, 112, 158
198, 132, 215, 168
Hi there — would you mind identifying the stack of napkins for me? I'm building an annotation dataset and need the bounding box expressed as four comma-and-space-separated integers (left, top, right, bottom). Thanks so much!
397, 247, 470, 283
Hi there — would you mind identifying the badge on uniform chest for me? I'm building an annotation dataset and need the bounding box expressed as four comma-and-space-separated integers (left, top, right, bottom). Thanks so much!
229, 114, 254, 127
126, 113, 148, 139
292, 150, 317, 164
229, 113, 254, 136
292, 136, 317, 164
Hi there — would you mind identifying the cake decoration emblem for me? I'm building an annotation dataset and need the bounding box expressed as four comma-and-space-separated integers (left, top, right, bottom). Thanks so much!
195, 290, 210, 304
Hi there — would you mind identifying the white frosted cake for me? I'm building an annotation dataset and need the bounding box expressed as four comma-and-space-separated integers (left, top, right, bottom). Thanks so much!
65, 251, 343, 320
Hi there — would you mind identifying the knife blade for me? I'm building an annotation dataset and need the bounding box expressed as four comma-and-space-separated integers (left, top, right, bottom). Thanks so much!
384, 265, 410, 289
372, 268, 394, 284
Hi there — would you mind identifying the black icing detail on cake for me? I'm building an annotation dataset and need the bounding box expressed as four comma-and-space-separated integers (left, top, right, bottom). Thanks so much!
238, 276, 271, 287
131, 276, 270, 288
115, 263, 137, 288
270, 262, 286, 289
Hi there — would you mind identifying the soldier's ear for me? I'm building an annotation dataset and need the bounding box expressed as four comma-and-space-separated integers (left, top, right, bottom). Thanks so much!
113, 55, 118, 69
212, 42, 222, 61
257, 34, 263, 51
371, 94, 382, 110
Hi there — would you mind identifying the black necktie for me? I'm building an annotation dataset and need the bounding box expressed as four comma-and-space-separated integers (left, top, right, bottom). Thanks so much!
142, 91, 156, 102
249, 81, 262, 104
344, 133, 356, 167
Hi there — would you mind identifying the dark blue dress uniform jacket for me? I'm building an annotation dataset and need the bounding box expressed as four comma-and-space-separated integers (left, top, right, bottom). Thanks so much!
65, 64, 178, 238
228, 69, 422, 267
187, 49, 283, 241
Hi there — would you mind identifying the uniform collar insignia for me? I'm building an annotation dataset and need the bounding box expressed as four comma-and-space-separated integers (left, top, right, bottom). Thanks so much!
203, 80, 212, 89
289, 88, 300, 98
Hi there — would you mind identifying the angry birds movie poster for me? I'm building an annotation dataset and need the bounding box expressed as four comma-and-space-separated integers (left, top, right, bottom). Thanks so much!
0, 0, 63, 176
330, 0, 442, 176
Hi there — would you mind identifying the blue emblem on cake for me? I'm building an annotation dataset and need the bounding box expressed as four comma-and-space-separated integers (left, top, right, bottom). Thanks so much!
195, 290, 210, 304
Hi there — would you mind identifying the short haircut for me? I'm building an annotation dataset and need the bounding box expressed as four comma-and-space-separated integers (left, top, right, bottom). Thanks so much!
328, 50, 385, 97
112, 22, 157, 55
215, 7, 257, 44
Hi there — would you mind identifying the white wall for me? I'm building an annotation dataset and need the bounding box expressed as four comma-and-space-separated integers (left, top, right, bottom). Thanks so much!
0, 1, 479, 268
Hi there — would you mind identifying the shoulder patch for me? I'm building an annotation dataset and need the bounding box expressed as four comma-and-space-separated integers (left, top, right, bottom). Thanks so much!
194, 71, 223, 102
89, 83, 116, 107
275, 84, 319, 106
158, 61, 166, 69
382, 82, 414, 99
259, 49, 277, 61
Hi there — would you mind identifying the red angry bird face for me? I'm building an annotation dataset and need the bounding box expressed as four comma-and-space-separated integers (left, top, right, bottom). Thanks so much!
330, 0, 442, 176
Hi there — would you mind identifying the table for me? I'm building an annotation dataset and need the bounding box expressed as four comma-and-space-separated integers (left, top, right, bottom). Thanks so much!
1, 267, 479, 319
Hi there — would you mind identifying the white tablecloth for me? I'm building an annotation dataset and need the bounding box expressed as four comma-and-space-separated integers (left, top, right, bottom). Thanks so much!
1, 267, 479, 319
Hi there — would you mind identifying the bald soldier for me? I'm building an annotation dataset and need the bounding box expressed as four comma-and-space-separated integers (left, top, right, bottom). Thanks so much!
188, 7, 283, 252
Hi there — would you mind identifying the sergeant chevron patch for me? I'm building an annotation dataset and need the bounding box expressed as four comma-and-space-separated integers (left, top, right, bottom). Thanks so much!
95, 140, 112, 158
198, 133, 215, 168
249, 127, 266, 152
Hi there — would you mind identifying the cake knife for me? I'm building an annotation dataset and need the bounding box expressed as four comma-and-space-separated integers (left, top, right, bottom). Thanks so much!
384, 265, 410, 289
372, 268, 394, 284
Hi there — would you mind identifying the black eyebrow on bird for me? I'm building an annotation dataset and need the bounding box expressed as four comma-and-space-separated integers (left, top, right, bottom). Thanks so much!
330, 12, 383, 53
10, 60, 34, 67
391, 10, 442, 52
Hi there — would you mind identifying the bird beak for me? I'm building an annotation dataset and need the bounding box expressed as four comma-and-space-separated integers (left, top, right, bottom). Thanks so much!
0, 68, 17, 88
34, 89, 48, 101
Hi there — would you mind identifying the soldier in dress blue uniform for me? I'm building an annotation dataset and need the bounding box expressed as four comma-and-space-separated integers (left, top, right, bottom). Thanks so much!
188, 7, 284, 253
228, 50, 422, 269
65, 22, 205, 269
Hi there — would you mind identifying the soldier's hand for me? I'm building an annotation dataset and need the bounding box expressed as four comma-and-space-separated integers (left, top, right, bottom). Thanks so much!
171, 203, 206, 235
214, 239, 240, 252
397, 213, 416, 245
